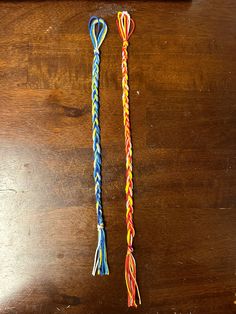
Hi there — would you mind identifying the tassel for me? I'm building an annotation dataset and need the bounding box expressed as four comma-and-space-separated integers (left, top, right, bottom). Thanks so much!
92, 224, 109, 276
125, 247, 141, 307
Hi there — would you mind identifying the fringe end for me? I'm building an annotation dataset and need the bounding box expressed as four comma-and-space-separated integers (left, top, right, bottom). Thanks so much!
92, 226, 109, 276
125, 249, 141, 307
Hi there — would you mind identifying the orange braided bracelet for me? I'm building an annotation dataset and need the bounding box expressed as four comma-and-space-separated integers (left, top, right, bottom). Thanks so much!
116, 11, 141, 308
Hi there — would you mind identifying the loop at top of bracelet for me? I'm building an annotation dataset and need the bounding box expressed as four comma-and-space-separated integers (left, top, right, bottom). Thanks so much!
116, 11, 135, 42
89, 16, 108, 53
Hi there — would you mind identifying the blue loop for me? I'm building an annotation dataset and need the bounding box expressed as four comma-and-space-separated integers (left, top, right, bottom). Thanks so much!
89, 16, 108, 52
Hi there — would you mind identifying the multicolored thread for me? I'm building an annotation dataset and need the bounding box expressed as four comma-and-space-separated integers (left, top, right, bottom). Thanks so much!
89, 16, 109, 276
116, 11, 141, 307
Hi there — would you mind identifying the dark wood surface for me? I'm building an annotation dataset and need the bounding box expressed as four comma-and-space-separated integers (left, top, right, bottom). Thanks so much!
0, 1, 236, 313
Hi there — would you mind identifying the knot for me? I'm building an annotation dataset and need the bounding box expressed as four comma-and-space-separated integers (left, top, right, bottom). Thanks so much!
97, 223, 104, 231
94, 48, 100, 55
123, 40, 129, 48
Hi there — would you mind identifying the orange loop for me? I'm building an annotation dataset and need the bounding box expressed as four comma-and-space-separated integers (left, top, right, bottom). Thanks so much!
116, 11, 135, 42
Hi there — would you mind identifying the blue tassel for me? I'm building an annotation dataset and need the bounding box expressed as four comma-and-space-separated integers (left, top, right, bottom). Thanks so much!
92, 224, 109, 276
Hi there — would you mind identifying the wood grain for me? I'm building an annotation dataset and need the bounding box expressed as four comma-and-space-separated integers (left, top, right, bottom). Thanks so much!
0, 1, 235, 313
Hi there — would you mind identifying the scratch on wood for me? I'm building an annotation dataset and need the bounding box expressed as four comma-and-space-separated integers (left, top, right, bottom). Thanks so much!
0, 188, 17, 193
93, 3, 136, 17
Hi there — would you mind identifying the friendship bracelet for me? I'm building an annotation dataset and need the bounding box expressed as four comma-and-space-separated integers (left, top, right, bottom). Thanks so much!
116, 11, 141, 307
89, 16, 109, 276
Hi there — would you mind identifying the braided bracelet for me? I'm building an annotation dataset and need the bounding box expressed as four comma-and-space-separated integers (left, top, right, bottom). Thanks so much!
89, 16, 109, 276
116, 11, 141, 307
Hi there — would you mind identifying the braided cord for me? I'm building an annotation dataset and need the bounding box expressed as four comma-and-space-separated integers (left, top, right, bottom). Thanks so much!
89, 16, 109, 276
117, 11, 141, 307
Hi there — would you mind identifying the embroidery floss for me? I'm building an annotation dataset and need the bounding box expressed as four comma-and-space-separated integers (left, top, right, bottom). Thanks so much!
89, 16, 109, 276
116, 11, 141, 307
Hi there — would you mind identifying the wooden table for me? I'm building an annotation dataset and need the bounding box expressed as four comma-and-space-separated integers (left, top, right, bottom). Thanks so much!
0, 1, 235, 313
